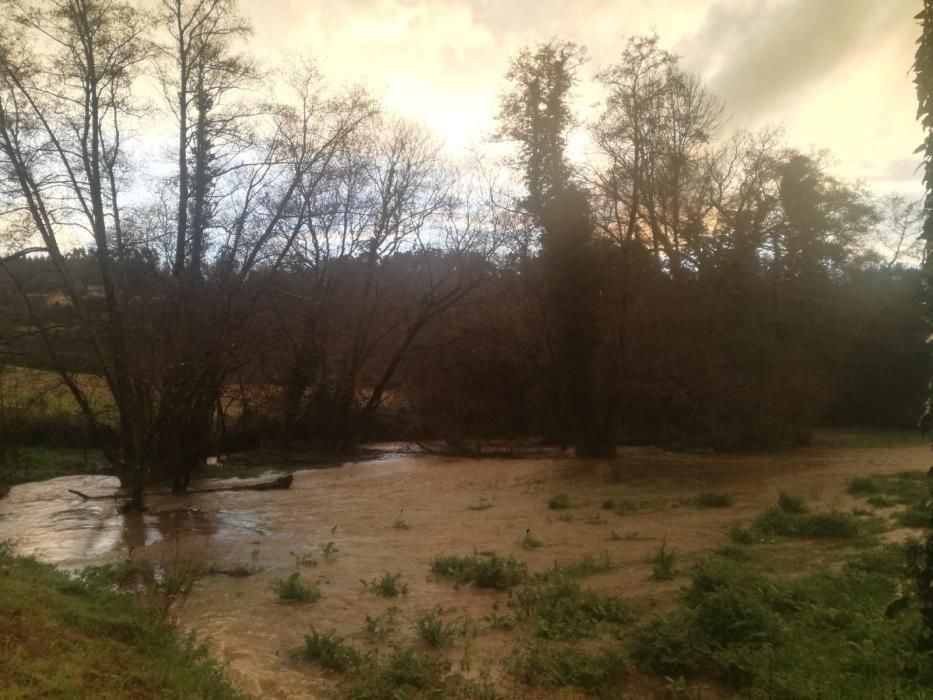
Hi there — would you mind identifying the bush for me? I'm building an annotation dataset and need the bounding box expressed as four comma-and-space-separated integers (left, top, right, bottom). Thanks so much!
271, 573, 320, 603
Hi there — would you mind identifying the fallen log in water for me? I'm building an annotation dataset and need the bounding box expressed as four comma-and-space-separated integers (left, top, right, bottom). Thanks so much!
68, 473, 294, 501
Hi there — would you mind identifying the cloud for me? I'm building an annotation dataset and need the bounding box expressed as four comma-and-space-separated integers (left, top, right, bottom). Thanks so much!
680, 0, 917, 117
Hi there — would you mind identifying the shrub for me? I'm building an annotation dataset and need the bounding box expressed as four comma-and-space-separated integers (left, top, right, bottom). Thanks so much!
303, 627, 362, 672
272, 573, 320, 603
848, 477, 880, 496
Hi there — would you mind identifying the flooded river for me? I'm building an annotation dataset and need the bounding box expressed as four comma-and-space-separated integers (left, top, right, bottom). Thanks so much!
1, 443, 925, 698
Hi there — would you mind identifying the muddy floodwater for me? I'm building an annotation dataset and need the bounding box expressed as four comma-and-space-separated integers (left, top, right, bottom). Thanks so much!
1, 441, 928, 698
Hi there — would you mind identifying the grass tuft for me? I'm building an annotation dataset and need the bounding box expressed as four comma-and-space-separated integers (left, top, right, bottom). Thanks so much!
431, 554, 526, 590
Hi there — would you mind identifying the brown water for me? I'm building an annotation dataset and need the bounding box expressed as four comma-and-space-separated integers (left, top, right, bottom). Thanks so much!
1, 443, 926, 698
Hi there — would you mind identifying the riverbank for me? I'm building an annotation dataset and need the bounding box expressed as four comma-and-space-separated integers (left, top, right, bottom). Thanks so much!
0, 543, 243, 699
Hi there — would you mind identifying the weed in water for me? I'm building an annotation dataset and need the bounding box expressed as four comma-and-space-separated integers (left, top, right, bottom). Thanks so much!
602, 498, 639, 515
415, 608, 460, 647
896, 503, 929, 528
651, 539, 677, 581
272, 572, 320, 603
431, 554, 526, 590
289, 550, 317, 568
483, 611, 514, 630
778, 491, 807, 514
510, 577, 633, 639
694, 492, 734, 508
303, 627, 362, 672
392, 519, 410, 530
347, 646, 451, 698
321, 541, 339, 559
364, 606, 400, 641
509, 641, 626, 697
535, 552, 615, 581
467, 498, 494, 511
548, 492, 575, 510
362, 572, 409, 598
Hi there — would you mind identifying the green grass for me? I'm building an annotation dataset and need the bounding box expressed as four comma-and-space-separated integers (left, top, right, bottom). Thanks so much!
0, 446, 109, 487
431, 554, 526, 590
548, 492, 575, 510
361, 572, 409, 598
629, 547, 933, 697
344, 645, 495, 699
0, 544, 243, 698
512, 577, 634, 640
847, 471, 930, 532
508, 642, 626, 698
534, 552, 615, 581
272, 572, 321, 603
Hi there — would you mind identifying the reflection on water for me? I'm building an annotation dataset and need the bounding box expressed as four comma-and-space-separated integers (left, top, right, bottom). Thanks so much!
0, 474, 264, 569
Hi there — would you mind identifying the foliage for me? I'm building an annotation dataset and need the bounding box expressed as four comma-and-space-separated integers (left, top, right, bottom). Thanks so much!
415, 609, 461, 648
508, 642, 626, 698
304, 627, 363, 672
651, 540, 677, 581
272, 573, 321, 603
431, 554, 527, 590
631, 550, 933, 696
0, 547, 243, 698
511, 577, 633, 640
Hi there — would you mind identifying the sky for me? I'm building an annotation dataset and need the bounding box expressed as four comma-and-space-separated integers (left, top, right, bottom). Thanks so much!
238, 0, 925, 197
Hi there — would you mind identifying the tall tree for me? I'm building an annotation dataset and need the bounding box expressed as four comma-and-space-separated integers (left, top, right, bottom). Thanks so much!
498, 40, 615, 456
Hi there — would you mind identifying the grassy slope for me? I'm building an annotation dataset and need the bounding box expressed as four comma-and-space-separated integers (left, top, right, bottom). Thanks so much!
0, 546, 244, 699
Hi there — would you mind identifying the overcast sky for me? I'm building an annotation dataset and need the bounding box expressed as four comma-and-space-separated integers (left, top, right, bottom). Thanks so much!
239, 0, 924, 197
